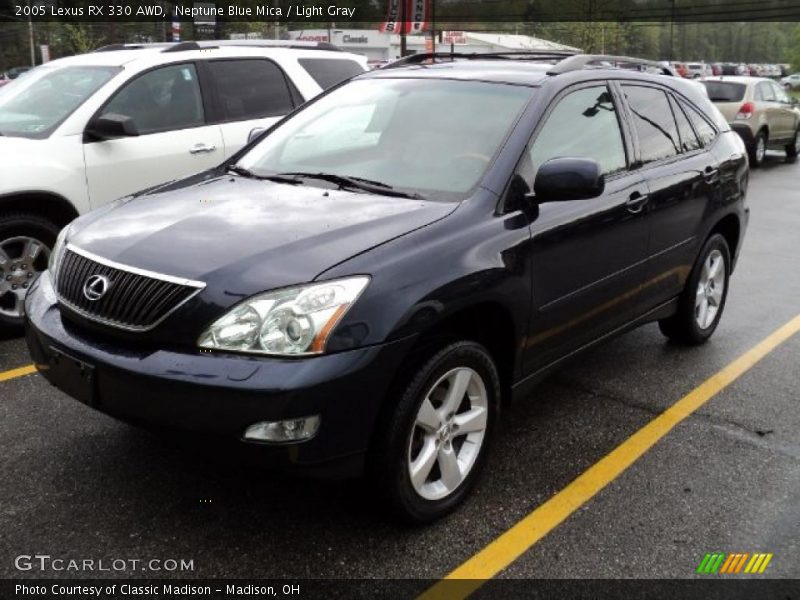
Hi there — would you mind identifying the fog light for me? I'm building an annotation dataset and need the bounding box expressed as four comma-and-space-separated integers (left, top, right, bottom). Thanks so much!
243, 416, 320, 443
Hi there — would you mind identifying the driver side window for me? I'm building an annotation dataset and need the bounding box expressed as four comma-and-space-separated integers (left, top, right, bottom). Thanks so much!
506, 85, 627, 211
529, 85, 627, 179
100, 64, 205, 135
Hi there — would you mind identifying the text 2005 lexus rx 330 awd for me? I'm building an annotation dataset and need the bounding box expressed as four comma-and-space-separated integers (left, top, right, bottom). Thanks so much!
25, 56, 748, 523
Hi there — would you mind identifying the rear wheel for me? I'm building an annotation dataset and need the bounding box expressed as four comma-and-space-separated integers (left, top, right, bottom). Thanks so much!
0, 213, 58, 327
748, 130, 767, 167
370, 341, 499, 524
785, 127, 800, 159
658, 234, 731, 345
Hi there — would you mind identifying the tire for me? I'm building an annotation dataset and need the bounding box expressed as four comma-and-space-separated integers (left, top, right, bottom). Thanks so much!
369, 341, 500, 524
785, 127, 800, 159
748, 130, 767, 167
0, 212, 60, 327
658, 234, 731, 345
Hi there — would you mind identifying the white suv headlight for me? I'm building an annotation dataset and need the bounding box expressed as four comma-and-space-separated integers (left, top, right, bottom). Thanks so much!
198, 276, 370, 356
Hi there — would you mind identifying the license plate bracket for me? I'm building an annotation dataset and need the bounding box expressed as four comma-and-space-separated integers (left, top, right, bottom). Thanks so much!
48, 346, 96, 407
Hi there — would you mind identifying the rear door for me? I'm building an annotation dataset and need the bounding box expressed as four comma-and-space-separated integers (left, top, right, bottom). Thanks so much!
83, 63, 224, 207
770, 82, 799, 141
621, 83, 720, 310
755, 81, 788, 140
202, 58, 302, 159
518, 83, 650, 372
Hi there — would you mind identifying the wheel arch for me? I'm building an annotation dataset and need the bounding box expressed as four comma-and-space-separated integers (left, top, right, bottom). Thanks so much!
0, 191, 79, 228
708, 213, 742, 268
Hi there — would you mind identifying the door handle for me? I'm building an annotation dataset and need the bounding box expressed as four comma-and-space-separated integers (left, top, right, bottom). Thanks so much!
626, 191, 649, 214
703, 166, 720, 184
189, 143, 217, 155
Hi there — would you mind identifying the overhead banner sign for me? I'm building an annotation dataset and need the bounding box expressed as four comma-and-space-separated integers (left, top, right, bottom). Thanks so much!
380, 0, 429, 34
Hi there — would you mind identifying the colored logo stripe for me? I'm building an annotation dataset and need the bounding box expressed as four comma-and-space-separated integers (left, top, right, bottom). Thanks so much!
698, 553, 773, 574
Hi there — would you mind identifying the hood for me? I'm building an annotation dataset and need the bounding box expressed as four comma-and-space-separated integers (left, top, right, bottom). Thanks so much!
69, 174, 458, 295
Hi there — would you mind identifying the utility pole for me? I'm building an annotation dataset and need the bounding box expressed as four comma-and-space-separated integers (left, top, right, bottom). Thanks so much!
400, 0, 407, 57
430, 0, 436, 54
669, 0, 676, 61
27, 0, 35, 67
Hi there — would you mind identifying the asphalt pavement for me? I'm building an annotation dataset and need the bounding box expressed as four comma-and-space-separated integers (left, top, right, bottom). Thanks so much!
1, 151, 798, 584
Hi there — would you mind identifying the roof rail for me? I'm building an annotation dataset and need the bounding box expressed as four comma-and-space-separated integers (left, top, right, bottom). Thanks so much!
384, 50, 577, 68
547, 54, 674, 76
94, 40, 343, 54
162, 41, 211, 53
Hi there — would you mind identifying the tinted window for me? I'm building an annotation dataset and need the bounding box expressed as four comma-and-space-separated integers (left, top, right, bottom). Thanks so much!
702, 81, 746, 102
623, 85, 681, 163
208, 59, 295, 121
670, 96, 702, 152
680, 100, 717, 147
298, 58, 364, 89
529, 86, 627, 177
102, 64, 204, 134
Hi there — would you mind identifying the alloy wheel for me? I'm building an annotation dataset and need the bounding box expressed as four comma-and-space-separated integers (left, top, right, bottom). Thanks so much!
407, 367, 488, 501
756, 136, 766, 163
695, 249, 725, 330
0, 236, 51, 320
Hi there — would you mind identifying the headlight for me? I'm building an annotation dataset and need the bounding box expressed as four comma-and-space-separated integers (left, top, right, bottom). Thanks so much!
198, 276, 370, 356
48, 224, 71, 283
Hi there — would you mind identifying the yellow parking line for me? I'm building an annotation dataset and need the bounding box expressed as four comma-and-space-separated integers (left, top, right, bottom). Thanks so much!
0, 364, 37, 383
420, 313, 800, 600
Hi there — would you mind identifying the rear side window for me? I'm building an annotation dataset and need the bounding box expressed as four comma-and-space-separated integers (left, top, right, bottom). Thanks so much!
298, 58, 365, 89
755, 82, 776, 102
680, 100, 718, 147
207, 59, 295, 121
529, 85, 627, 177
702, 81, 746, 102
670, 96, 702, 152
622, 85, 681, 163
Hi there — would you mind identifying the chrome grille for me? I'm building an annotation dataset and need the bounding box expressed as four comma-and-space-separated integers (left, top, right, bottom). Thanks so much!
55, 246, 205, 331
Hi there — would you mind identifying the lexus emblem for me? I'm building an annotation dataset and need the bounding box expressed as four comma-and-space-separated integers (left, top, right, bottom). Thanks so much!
83, 274, 110, 301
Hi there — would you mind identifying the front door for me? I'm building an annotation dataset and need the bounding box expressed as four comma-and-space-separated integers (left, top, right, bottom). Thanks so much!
518, 83, 650, 373
83, 63, 224, 207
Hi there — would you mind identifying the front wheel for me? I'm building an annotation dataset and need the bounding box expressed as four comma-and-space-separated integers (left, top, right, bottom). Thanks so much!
370, 341, 499, 524
658, 234, 731, 345
0, 213, 59, 328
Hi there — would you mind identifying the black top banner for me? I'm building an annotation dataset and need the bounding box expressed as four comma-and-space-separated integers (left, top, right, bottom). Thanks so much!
2, 0, 800, 23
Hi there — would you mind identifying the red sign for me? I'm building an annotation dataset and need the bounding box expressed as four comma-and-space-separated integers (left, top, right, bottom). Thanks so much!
380, 0, 429, 34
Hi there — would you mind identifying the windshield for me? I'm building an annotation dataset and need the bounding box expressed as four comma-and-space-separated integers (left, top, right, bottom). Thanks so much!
702, 81, 746, 102
236, 78, 534, 197
0, 65, 120, 138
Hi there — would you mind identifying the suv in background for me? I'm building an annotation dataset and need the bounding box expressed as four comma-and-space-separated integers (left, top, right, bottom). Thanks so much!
686, 62, 712, 79
0, 40, 367, 325
702, 76, 800, 166
26, 52, 749, 523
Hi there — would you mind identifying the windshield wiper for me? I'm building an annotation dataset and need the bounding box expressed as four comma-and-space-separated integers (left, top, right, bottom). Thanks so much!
226, 165, 301, 184
277, 172, 423, 199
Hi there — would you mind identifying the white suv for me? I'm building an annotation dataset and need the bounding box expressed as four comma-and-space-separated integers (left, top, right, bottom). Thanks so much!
0, 41, 367, 325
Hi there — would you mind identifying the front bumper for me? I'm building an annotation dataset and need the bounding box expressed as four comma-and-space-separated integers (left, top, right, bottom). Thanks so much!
24, 273, 415, 477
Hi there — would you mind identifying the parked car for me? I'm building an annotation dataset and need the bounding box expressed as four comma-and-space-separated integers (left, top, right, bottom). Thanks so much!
702, 76, 800, 166
671, 62, 690, 78
685, 62, 712, 79
0, 40, 367, 325
4, 66, 32, 80
781, 73, 800, 90
25, 52, 749, 523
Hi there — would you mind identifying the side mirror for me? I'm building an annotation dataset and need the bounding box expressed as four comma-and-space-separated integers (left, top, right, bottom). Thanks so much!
532, 157, 605, 202
248, 127, 267, 144
86, 113, 139, 140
